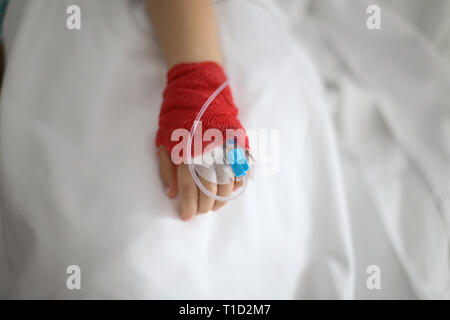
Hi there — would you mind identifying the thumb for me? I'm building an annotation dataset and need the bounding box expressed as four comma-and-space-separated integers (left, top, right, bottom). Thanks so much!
157, 146, 178, 198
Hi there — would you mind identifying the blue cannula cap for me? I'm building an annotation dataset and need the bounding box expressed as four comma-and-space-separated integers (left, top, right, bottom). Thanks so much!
227, 148, 249, 177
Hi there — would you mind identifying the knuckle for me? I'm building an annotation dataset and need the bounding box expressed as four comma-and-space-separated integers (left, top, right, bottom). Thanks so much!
181, 184, 197, 198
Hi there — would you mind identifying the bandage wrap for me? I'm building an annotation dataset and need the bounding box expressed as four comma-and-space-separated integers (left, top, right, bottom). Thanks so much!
155, 62, 249, 163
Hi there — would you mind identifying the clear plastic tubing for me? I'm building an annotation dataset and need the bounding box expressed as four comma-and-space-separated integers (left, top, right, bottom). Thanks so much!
187, 79, 248, 201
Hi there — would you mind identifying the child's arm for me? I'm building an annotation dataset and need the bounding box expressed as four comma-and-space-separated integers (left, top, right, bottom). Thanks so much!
146, 0, 222, 68
146, 0, 245, 221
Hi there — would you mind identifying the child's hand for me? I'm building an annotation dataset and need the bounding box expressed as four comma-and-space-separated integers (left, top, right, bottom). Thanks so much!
147, 2, 250, 221
154, 62, 249, 222
158, 146, 245, 221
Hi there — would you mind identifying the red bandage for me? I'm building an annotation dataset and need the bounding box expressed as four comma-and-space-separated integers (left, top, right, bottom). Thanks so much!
155, 62, 249, 163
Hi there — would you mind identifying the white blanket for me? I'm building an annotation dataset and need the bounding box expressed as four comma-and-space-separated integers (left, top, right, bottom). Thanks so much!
291, 0, 450, 298
0, 0, 354, 298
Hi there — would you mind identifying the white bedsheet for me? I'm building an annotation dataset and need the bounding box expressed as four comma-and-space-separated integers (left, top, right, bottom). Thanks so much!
0, 0, 354, 299
289, 0, 450, 298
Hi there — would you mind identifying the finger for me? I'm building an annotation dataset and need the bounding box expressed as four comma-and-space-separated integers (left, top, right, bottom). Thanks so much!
197, 176, 217, 214
158, 146, 177, 198
233, 167, 251, 191
178, 164, 198, 221
233, 179, 244, 190
213, 182, 234, 211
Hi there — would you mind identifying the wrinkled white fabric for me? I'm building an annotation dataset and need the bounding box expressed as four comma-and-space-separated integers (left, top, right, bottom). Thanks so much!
292, 0, 450, 298
0, 0, 354, 298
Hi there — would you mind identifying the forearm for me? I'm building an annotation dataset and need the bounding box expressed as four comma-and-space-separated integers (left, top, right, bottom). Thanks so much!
146, 0, 222, 68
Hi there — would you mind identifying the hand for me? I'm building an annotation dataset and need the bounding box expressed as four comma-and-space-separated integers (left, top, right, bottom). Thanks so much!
158, 146, 245, 221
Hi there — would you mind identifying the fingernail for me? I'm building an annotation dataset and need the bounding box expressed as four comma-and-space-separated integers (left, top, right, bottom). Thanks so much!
165, 186, 171, 195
